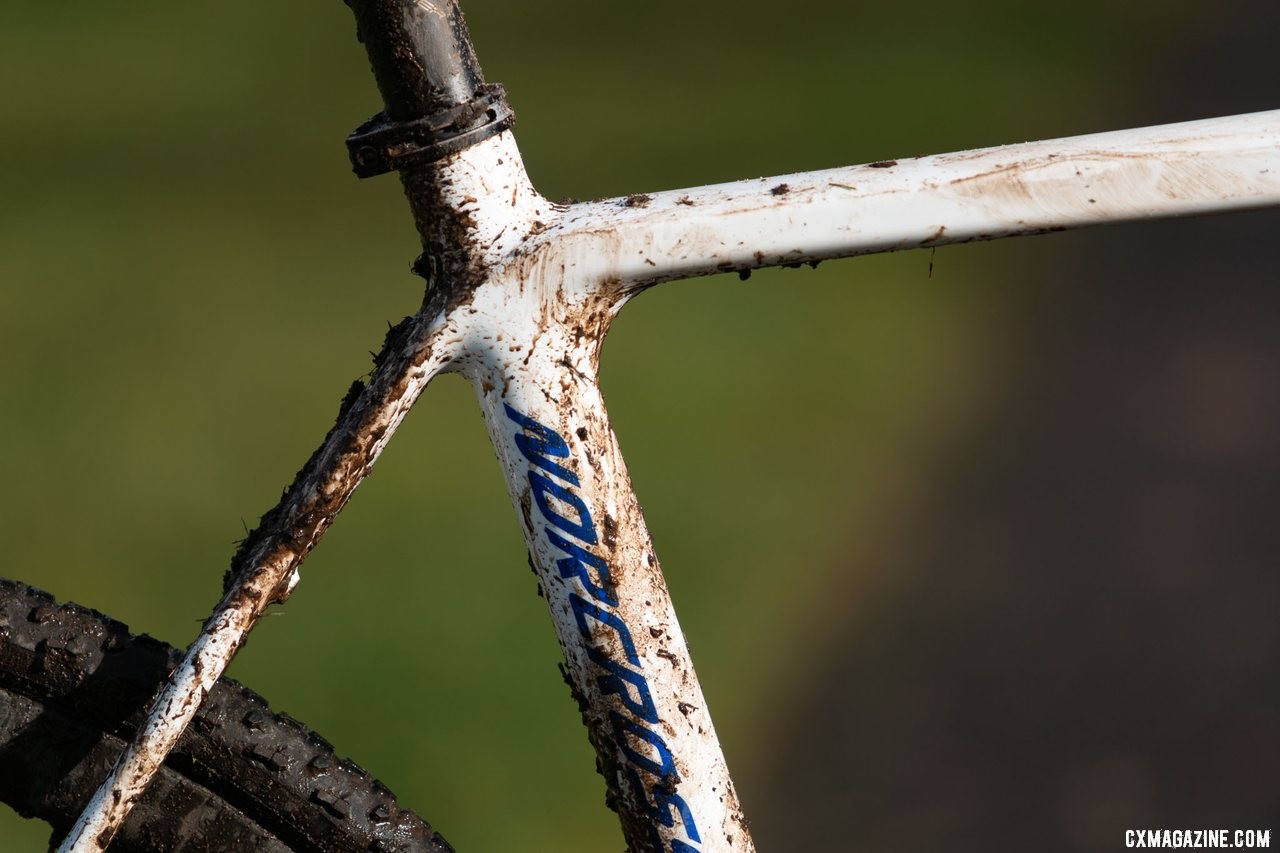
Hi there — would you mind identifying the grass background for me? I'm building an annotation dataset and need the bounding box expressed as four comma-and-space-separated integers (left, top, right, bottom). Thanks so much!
1, 1, 1272, 849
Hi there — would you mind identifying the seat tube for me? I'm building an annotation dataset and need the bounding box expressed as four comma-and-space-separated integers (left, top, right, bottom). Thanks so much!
468, 327, 755, 852
346, 3, 755, 847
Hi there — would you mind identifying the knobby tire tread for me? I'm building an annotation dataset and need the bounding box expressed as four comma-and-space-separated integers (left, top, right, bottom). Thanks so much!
0, 580, 453, 852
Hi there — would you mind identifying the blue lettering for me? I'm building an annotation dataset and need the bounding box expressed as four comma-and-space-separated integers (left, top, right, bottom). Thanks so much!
654, 787, 701, 844
610, 710, 676, 779
507, 406, 702, 851
626, 767, 702, 847
529, 470, 596, 544
546, 527, 617, 606
569, 593, 639, 666
588, 646, 658, 724
504, 403, 579, 485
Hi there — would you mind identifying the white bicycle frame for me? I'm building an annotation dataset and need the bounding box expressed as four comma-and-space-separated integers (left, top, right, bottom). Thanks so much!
56, 4, 1280, 849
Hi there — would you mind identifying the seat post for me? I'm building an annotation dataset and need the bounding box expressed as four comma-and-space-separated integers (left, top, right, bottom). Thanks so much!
345, 0, 487, 120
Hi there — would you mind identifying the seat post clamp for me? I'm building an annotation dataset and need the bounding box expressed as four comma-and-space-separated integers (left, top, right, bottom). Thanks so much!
345, 83, 514, 178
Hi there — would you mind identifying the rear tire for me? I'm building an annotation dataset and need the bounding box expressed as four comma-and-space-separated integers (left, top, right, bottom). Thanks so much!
0, 580, 453, 852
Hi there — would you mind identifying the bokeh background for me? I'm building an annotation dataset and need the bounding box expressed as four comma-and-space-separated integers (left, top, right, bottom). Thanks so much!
2, 1, 1277, 849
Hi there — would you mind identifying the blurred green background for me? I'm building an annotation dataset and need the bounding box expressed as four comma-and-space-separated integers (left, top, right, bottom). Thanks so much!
3, 1, 1277, 850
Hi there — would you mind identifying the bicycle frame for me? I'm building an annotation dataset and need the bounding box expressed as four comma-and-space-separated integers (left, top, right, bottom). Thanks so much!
57, 3, 1280, 851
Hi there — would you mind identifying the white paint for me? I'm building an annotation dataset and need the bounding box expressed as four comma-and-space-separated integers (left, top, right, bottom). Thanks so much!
442, 133, 751, 848
59, 330, 457, 853
548, 109, 1280, 289
64, 109, 1280, 851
